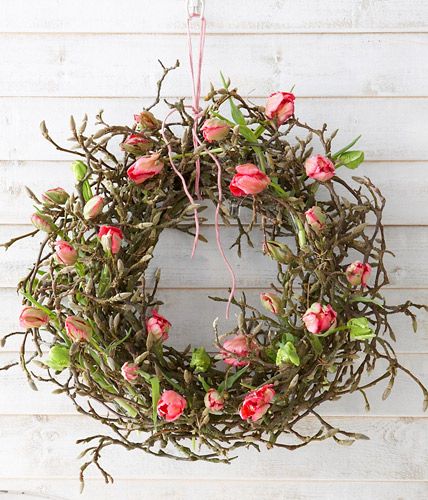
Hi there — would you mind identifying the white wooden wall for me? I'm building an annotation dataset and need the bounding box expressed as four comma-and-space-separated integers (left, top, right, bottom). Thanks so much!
0, 1, 427, 498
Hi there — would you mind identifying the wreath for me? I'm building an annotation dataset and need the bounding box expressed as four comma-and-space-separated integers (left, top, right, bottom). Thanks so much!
1, 63, 427, 485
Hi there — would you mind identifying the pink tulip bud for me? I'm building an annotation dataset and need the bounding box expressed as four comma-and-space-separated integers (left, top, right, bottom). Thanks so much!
260, 292, 283, 315
42, 187, 69, 206
65, 316, 92, 342
120, 134, 153, 156
54, 240, 78, 265
201, 118, 230, 142
83, 195, 104, 220
98, 225, 124, 254
220, 334, 257, 367
127, 153, 164, 185
121, 362, 139, 382
31, 213, 54, 233
157, 390, 187, 422
346, 261, 372, 287
204, 389, 224, 414
229, 164, 270, 197
305, 206, 326, 233
134, 110, 160, 131
19, 306, 49, 329
305, 155, 335, 182
265, 92, 295, 125
239, 384, 275, 422
302, 303, 337, 334
146, 311, 171, 342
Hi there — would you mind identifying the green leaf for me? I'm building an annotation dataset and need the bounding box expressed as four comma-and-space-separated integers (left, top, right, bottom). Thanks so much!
337, 150, 364, 169
114, 397, 138, 418
332, 135, 362, 159
198, 375, 211, 392
218, 365, 248, 393
150, 376, 161, 428
98, 264, 111, 297
347, 317, 375, 341
20, 291, 56, 320
81, 180, 93, 202
308, 334, 323, 355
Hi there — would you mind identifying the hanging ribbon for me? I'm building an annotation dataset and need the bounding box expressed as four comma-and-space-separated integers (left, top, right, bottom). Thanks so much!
161, 0, 236, 317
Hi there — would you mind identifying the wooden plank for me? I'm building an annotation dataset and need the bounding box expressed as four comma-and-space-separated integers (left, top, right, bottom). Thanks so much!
1, 0, 427, 34
1, 288, 427, 354
0, 478, 426, 500
0, 352, 426, 416
1, 224, 428, 289
0, 98, 427, 162
0, 34, 427, 97
0, 415, 425, 480
1, 161, 428, 225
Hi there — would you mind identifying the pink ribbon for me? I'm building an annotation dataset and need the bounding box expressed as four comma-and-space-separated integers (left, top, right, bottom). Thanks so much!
160, 2, 236, 318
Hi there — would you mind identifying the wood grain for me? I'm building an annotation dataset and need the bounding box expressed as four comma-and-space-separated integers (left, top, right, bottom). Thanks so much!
1, 161, 428, 225
0, 34, 427, 97
1, 0, 427, 34
1, 224, 427, 288
0, 479, 427, 500
0, 415, 425, 480
1, 98, 426, 162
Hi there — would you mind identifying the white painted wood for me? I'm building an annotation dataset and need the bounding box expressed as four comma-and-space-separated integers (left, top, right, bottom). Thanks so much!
0, 479, 426, 500
0, 34, 427, 97
1, 225, 427, 288
0, 352, 425, 416
2, 288, 426, 353
1, 0, 427, 34
0, 1, 427, 497
0, 415, 425, 480
1, 161, 427, 225
1, 98, 427, 162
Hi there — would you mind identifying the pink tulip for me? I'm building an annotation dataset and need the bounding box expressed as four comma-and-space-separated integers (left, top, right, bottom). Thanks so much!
230, 164, 270, 197
42, 187, 69, 206
201, 118, 230, 142
204, 389, 225, 414
83, 195, 104, 220
265, 92, 295, 125
346, 261, 372, 287
65, 316, 92, 342
221, 334, 257, 367
239, 384, 275, 422
121, 362, 139, 382
305, 206, 326, 233
260, 292, 283, 315
127, 153, 163, 185
98, 225, 124, 254
157, 390, 187, 422
302, 303, 337, 334
19, 306, 49, 329
54, 240, 78, 265
146, 311, 171, 342
120, 134, 152, 155
31, 213, 53, 233
305, 155, 335, 182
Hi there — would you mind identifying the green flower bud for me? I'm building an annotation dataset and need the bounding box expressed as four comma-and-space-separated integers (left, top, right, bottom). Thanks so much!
264, 240, 294, 264
348, 317, 375, 340
45, 345, 70, 372
71, 160, 88, 181
31, 213, 54, 233
190, 347, 211, 373
276, 341, 300, 367
42, 187, 69, 206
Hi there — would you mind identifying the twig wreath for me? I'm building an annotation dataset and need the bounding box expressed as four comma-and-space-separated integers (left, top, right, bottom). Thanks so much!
1, 62, 427, 485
